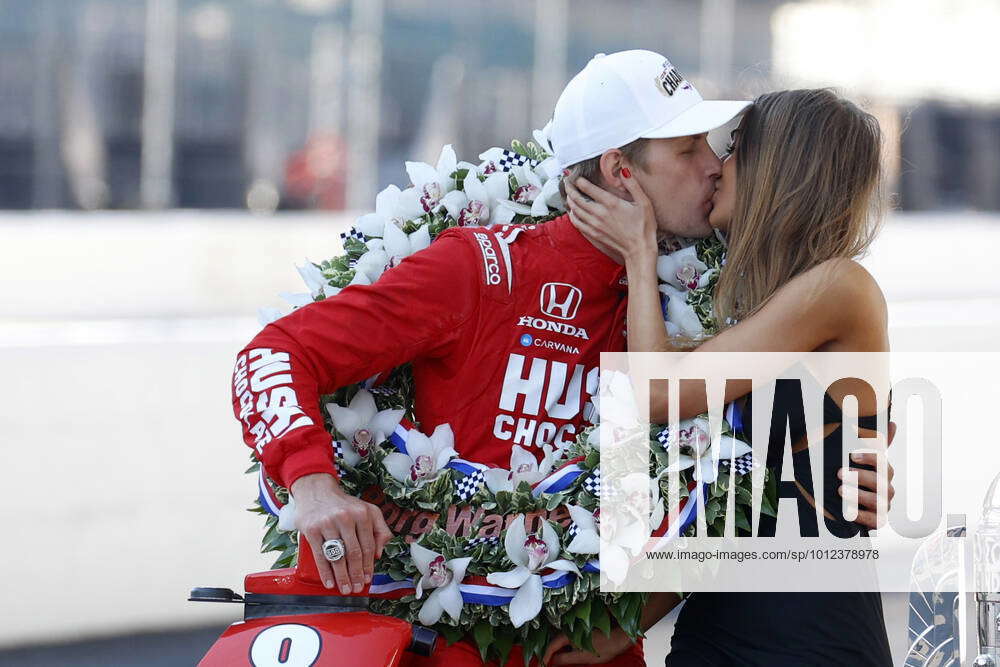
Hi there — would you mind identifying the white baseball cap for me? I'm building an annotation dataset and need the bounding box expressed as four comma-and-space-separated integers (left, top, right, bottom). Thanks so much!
550, 50, 751, 170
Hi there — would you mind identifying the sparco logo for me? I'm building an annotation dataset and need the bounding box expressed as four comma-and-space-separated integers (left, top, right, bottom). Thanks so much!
473, 232, 502, 285
518, 315, 589, 340
539, 282, 582, 320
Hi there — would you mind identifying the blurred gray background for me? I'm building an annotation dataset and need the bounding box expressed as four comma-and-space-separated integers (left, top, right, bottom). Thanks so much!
2, 0, 998, 665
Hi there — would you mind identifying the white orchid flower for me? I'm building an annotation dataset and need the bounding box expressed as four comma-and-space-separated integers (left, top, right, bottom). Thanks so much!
497, 166, 552, 218
596, 370, 645, 441
382, 423, 458, 485
486, 515, 580, 628
660, 284, 705, 338
347, 268, 372, 286
476, 146, 507, 175
410, 541, 470, 625
382, 219, 430, 265
440, 170, 516, 228
354, 184, 425, 238
279, 292, 314, 308
325, 388, 404, 467
600, 472, 666, 584
353, 223, 431, 283
295, 259, 341, 299
257, 307, 284, 327
566, 504, 600, 555
353, 238, 389, 283
532, 121, 555, 156
657, 246, 715, 292
537, 171, 564, 210
405, 144, 459, 215
531, 122, 564, 186
483, 444, 556, 493
662, 417, 751, 484
277, 495, 297, 531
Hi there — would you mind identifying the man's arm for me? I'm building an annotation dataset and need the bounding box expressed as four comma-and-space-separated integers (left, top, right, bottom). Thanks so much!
231, 228, 482, 592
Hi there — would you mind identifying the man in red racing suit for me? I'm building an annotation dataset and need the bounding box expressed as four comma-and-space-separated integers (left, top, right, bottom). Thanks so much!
231, 215, 644, 666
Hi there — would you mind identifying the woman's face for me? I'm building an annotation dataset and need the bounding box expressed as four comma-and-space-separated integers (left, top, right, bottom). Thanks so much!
709, 133, 738, 231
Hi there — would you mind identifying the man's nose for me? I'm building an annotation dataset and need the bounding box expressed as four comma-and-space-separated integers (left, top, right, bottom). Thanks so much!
705, 151, 722, 178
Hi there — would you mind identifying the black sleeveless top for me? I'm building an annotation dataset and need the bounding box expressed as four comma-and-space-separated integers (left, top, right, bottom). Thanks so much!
665, 380, 894, 667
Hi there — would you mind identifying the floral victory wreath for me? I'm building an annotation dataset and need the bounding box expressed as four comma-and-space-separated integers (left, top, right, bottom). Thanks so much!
248, 125, 778, 665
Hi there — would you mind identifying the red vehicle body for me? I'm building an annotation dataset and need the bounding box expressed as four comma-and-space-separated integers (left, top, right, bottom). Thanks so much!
192, 535, 437, 666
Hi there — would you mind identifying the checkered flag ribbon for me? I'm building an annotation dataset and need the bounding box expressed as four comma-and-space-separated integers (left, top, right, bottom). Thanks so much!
496, 149, 540, 173
721, 452, 755, 476
464, 535, 500, 552
582, 468, 601, 496
454, 469, 486, 502
368, 382, 396, 396
332, 439, 346, 476
656, 427, 672, 448
567, 523, 580, 540
340, 227, 366, 243
362, 372, 396, 396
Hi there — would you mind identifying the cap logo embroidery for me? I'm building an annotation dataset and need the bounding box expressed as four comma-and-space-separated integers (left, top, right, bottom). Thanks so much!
655, 62, 685, 97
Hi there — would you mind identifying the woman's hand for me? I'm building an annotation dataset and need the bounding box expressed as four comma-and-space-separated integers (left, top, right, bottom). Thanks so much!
564, 173, 658, 263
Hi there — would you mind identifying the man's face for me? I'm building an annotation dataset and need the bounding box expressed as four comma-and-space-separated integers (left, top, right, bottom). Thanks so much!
631, 135, 722, 239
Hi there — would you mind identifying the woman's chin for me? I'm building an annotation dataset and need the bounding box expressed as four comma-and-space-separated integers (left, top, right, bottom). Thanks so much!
709, 213, 730, 232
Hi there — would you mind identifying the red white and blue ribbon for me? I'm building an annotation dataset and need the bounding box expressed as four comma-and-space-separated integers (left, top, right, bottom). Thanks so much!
725, 400, 744, 436
530, 457, 588, 496
258, 463, 285, 515
647, 480, 709, 552
368, 557, 602, 604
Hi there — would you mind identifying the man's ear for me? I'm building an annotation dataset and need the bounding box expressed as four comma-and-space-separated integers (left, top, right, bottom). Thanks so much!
598, 150, 630, 200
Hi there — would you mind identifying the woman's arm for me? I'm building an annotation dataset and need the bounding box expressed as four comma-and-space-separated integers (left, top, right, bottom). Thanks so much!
542, 592, 682, 665
648, 258, 881, 420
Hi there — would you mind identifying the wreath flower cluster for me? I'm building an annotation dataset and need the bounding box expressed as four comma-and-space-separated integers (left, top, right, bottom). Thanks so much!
248, 127, 776, 665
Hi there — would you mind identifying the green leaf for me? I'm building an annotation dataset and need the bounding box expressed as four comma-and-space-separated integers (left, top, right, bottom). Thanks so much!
593, 601, 612, 638
494, 632, 514, 666
472, 622, 494, 663
735, 508, 751, 532
575, 597, 593, 633
704, 498, 721, 525
438, 625, 464, 645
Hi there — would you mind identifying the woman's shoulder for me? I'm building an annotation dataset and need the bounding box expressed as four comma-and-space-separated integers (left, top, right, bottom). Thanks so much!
816, 257, 884, 298
802, 257, 888, 324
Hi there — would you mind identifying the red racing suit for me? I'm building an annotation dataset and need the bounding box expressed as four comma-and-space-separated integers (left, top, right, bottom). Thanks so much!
230, 214, 642, 666
231, 214, 630, 488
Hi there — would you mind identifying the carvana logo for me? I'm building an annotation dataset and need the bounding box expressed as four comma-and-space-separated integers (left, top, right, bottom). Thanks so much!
519, 333, 534, 347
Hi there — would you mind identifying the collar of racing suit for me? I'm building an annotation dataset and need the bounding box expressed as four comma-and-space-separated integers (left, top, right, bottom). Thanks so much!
541, 215, 629, 291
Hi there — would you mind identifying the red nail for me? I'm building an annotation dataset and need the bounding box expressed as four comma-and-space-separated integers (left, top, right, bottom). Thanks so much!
621, 167, 631, 179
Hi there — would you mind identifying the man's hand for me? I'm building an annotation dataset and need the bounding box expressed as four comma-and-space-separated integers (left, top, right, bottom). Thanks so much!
839, 421, 897, 529
542, 627, 634, 666
290, 473, 394, 594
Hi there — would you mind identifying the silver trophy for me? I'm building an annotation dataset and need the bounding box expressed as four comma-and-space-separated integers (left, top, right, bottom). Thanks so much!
975, 472, 1000, 666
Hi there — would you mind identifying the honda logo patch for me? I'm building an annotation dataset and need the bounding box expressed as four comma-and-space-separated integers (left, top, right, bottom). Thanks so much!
539, 283, 582, 321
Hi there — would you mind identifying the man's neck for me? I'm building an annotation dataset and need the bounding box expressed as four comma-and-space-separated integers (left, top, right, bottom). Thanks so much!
576, 226, 682, 265
585, 235, 625, 265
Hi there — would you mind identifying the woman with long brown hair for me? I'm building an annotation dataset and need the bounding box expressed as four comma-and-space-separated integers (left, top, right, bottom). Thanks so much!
562, 88, 894, 665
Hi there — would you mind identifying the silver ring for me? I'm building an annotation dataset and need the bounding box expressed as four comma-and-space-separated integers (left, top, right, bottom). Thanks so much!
322, 538, 346, 562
